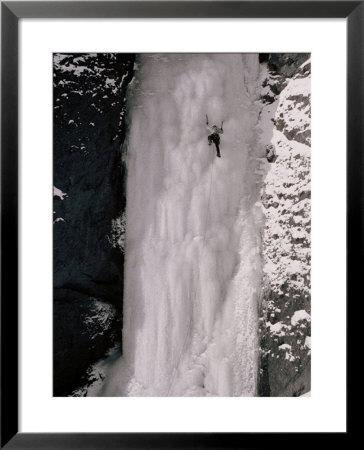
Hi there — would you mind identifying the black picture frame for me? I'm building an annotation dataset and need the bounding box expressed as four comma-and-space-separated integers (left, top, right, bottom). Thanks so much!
1, 1, 356, 448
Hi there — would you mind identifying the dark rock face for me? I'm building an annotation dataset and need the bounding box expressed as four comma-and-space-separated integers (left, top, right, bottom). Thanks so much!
268, 53, 311, 78
258, 289, 311, 397
53, 53, 135, 396
53, 293, 120, 396
260, 53, 311, 104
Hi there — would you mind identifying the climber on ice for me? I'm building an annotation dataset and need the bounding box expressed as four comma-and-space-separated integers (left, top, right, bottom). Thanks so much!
206, 114, 223, 158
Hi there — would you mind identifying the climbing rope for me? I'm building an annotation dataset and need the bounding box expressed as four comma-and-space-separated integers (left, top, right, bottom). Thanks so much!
166, 148, 215, 396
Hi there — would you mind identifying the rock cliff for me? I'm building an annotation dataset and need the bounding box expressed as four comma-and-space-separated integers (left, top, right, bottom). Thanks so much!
257, 54, 311, 396
53, 53, 135, 396
53, 52, 311, 397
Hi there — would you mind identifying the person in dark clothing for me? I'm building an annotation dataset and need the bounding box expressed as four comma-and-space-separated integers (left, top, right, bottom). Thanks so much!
206, 115, 223, 158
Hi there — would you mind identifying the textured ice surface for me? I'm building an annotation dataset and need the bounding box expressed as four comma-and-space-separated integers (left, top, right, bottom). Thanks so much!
93, 54, 264, 397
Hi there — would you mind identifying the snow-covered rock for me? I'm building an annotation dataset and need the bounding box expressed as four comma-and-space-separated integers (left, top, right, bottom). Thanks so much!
275, 76, 311, 145
258, 54, 311, 397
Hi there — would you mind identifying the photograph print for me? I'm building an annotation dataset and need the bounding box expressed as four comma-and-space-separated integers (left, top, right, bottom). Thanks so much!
53, 53, 311, 397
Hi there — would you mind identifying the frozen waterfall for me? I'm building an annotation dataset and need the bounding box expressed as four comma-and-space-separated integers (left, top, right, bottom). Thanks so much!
93, 53, 264, 397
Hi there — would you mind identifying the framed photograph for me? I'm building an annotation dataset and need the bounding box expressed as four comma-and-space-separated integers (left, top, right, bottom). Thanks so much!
1, 1, 354, 448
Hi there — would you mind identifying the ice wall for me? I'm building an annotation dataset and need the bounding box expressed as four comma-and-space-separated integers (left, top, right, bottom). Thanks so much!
96, 54, 263, 397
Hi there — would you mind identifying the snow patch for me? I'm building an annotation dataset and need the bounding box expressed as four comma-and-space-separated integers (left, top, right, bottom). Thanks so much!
304, 336, 311, 349
300, 390, 311, 397
291, 310, 311, 326
53, 186, 67, 200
